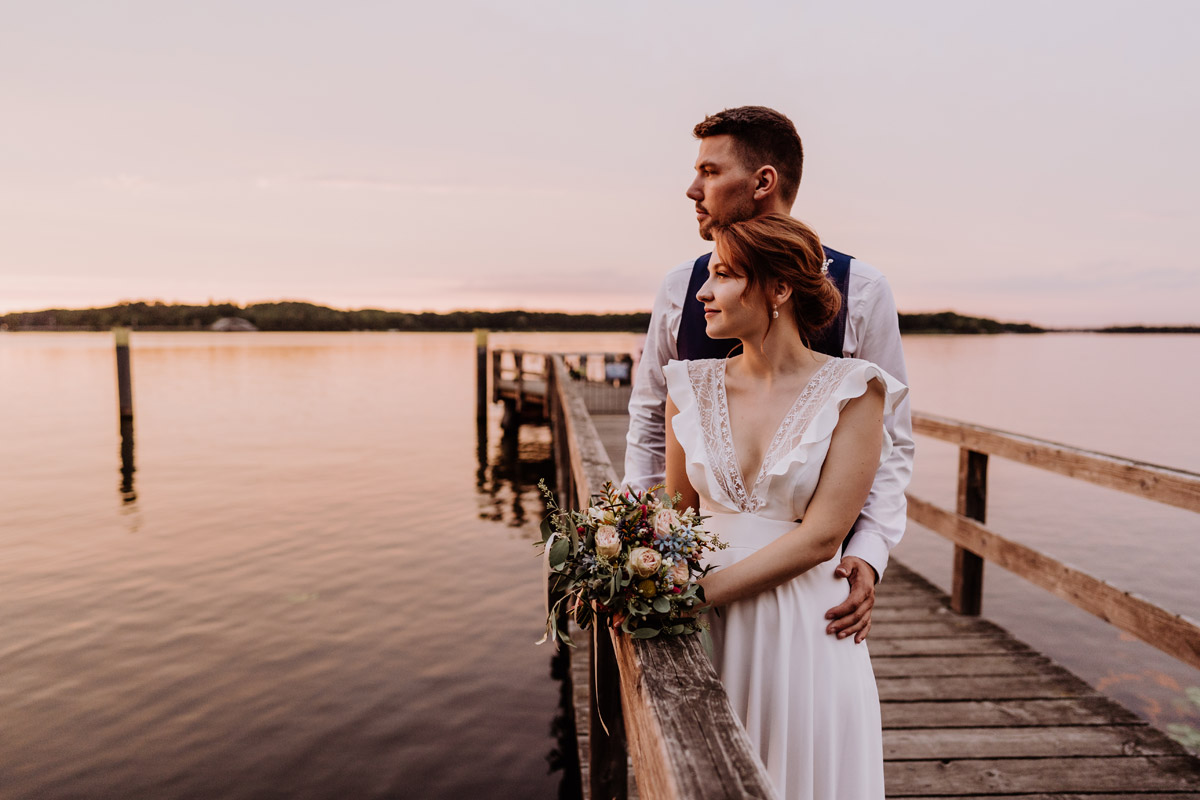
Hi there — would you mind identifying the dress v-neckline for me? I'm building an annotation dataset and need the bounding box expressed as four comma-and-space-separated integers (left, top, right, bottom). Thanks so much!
717, 357, 837, 509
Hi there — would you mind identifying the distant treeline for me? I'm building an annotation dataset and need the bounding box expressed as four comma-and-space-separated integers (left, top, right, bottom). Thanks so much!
1096, 325, 1200, 334
2, 301, 1190, 334
0, 301, 652, 332
898, 311, 1044, 334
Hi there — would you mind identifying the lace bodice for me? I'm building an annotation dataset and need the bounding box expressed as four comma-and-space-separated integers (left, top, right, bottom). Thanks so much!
665, 357, 907, 521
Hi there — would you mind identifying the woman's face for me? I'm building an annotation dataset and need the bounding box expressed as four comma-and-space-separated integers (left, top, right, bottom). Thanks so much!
696, 242, 768, 341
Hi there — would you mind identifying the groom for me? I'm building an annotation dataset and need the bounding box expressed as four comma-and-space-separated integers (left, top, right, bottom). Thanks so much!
623, 106, 914, 643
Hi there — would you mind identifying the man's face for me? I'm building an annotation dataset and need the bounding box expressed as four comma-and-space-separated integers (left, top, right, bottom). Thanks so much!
687, 135, 758, 241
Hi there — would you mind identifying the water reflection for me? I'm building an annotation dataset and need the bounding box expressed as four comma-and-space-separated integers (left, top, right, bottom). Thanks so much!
119, 416, 137, 504
475, 415, 555, 528
473, 409, 582, 795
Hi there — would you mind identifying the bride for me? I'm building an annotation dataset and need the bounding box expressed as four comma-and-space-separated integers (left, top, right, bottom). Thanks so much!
664, 213, 906, 799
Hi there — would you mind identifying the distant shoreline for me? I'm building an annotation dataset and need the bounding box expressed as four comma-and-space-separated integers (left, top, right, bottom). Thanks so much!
1, 302, 1196, 335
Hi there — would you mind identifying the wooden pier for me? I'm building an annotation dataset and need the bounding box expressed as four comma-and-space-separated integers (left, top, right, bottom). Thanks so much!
490, 346, 1200, 799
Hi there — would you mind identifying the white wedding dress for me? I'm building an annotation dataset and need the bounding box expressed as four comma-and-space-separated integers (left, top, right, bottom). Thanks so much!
664, 356, 907, 800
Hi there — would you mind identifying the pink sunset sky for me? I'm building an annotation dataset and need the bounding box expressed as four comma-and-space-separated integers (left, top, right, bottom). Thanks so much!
2, 1, 1197, 327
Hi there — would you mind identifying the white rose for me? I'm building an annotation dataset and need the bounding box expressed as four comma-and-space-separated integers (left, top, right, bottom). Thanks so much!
594, 525, 621, 558
629, 547, 663, 578
669, 560, 690, 585
653, 509, 678, 539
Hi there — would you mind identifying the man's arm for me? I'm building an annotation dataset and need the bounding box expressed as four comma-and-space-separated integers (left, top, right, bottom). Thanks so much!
825, 263, 915, 643
842, 265, 915, 581
622, 262, 691, 491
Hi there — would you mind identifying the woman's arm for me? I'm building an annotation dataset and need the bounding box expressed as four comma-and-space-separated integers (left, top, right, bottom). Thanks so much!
699, 378, 886, 608
665, 394, 700, 511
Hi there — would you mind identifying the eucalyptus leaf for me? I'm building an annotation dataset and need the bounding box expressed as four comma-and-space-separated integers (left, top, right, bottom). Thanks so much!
651, 596, 671, 614
631, 627, 660, 639
548, 536, 570, 569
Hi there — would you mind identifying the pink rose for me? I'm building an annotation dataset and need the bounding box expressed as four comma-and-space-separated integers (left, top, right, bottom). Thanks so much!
594, 525, 621, 558
629, 547, 662, 578
653, 509, 678, 539
669, 560, 690, 585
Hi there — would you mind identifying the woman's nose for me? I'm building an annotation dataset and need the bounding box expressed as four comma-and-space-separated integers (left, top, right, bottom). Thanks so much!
696, 277, 714, 302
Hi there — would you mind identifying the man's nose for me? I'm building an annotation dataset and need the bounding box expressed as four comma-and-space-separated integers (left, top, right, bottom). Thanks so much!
686, 176, 702, 202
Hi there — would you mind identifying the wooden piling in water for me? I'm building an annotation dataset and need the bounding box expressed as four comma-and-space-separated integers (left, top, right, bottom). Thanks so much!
475, 329, 488, 421
114, 327, 133, 419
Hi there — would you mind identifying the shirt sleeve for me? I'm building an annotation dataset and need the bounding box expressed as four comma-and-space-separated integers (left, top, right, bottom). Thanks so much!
842, 263, 914, 582
622, 261, 690, 491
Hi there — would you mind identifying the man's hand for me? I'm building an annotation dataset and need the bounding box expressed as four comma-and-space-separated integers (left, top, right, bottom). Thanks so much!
825, 556, 876, 644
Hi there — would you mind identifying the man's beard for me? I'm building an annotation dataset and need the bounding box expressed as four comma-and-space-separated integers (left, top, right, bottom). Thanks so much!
698, 196, 757, 241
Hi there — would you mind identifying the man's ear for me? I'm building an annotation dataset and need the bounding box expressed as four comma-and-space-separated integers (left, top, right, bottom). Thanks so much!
752, 166, 780, 201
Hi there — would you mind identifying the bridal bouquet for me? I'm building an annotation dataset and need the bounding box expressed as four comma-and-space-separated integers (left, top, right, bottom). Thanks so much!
537, 480, 725, 644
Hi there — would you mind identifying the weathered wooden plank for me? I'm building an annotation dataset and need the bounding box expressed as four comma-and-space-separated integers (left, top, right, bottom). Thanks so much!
872, 606, 957, 622
913, 411, 1200, 513
884, 725, 1180, 759
884, 755, 1200, 794
612, 632, 778, 800
870, 618, 1010, 639
907, 493, 1200, 670
870, 636, 1030, 656
872, 653, 1053, 678
881, 697, 1143, 728
871, 592, 948, 609
877, 672, 1095, 701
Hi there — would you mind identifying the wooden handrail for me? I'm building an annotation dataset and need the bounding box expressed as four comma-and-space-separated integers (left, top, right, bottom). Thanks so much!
548, 355, 778, 800
913, 412, 1200, 513
909, 412, 1200, 671
906, 494, 1200, 669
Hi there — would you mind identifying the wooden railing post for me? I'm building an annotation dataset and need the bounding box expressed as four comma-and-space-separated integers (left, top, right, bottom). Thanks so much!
951, 448, 988, 615
591, 625, 627, 800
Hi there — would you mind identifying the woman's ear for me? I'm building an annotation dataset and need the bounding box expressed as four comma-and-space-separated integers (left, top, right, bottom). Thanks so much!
772, 278, 793, 308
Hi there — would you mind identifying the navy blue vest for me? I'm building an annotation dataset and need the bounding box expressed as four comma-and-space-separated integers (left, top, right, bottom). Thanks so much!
677, 245, 854, 360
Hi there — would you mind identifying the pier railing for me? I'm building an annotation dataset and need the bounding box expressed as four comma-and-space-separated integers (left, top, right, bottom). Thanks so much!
907, 411, 1200, 670
545, 354, 778, 800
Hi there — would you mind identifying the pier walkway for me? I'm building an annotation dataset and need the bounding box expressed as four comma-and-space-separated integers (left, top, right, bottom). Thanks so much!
485, 345, 1200, 799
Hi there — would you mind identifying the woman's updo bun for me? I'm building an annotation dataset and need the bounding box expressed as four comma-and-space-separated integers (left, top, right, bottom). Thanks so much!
713, 213, 841, 348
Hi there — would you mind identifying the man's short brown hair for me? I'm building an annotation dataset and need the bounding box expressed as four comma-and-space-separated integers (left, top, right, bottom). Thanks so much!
693, 106, 804, 206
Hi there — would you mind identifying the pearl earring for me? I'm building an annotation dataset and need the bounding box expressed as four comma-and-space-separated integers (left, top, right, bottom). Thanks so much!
772, 305, 779, 319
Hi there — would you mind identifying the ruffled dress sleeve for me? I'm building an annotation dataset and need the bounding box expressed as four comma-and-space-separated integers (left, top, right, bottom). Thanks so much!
662, 359, 724, 507
826, 360, 908, 467
663, 359, 697, 458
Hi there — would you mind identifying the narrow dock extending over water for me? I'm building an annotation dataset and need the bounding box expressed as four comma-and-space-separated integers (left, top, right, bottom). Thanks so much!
489, 345, 1200, 799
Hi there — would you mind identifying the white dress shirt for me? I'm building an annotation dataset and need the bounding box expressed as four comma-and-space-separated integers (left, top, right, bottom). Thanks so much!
624, 254, 914, 582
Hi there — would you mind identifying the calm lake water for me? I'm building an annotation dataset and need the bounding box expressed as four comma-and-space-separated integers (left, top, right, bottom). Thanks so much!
1, 331, 1198, 798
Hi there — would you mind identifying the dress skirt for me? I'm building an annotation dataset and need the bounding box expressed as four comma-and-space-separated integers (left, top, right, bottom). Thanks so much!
704, 510, 885, 800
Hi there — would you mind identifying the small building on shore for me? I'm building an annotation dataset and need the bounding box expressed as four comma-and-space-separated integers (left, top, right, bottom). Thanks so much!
210, 317, 258, 332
